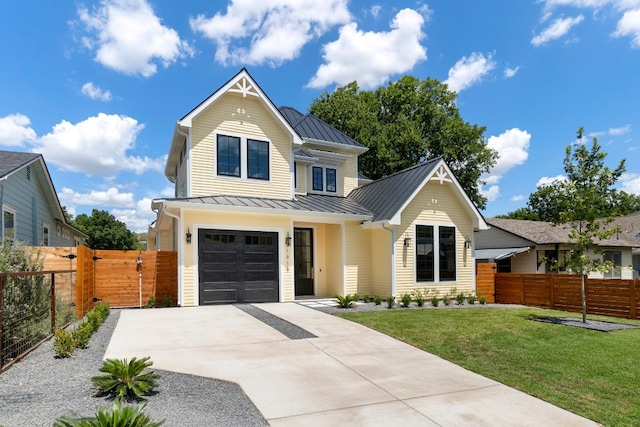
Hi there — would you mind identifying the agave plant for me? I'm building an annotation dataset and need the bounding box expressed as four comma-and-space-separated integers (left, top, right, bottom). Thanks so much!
54, 399, 164, 426
333, 294, 355, 308
92, 357, 160, 401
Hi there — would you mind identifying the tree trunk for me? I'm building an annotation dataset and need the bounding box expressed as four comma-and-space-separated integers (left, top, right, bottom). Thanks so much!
581, 274, 587, 323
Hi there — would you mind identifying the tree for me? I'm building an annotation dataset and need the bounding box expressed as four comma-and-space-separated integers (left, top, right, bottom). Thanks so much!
73, 209, 141, 250
495, 207, 540, 221
309, 76, 497, 209
556, 128, 626, 322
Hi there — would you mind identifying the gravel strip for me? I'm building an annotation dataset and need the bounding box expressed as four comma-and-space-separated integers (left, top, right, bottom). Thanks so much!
0, 309, 267, 427
533, 316, 640, 332
234, 304, 316, 339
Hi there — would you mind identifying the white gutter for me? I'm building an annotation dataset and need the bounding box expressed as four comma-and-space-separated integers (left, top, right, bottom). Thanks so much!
381, 223, 396, 297
162, 204, 183, 307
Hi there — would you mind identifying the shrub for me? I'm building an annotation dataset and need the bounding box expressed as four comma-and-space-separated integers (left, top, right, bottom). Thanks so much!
73, 323, 93, 349
92, 357, 160, 401
386, 295, 395, 309
452, 287, 465, 305
53, 328, 76, 358
479, 295, 487, 305
334, 294, 355, 308
413, 290, 425, 307
373, 294, 382, 305
352, 293, 360, 302
467, 292, 477, 304
162, 294, 172, 307
54, 399, 165, 427
362, 294, 370, 303
147, 294, 156, 308
93, 301, 111, 321
400, 293, 412, 308
442, 292, 451, 306
86, 311, 101, 331
431, 296, 440, 307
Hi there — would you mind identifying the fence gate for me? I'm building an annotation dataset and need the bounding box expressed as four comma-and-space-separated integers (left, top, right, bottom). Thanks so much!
476, 263, 496, 303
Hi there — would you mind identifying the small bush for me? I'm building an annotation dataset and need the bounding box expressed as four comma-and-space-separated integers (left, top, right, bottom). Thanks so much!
162, 294, 172, 307
442, 293, 451, 306
386, 295, 395, 309
431, 297, 440, 307
467, 293, 477, 304
373, 294, 382, 305
92, 357, 160, 401
53, 328, 76, 358
400, 293, 412, 308
413, 290, 425, 307
334, 294, 356, 309
452, 287, 465, 305
362, 294, 370, 303
479, 295, 487, 305
73, 323, 93, 349
147, 294, 156, 308
54, 399, 164, 427
352, 293, 360, 302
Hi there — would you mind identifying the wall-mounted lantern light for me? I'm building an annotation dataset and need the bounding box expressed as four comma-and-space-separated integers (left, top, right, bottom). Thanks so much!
285, 233, 292, 247
464, 237, 472, 249
186, 228, 192, 244
403, 234, 412, 247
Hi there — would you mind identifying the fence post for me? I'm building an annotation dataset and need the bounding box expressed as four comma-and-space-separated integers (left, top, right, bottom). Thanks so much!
50, 272, 56, 334
0, 275, 4, 369
630, 280, 637, 320
549, 275, 555, 309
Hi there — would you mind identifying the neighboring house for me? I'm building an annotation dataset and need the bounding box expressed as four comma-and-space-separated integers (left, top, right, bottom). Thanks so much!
150, 69, 488, 306
0, 150, 85, 247
476, 216, 640, 279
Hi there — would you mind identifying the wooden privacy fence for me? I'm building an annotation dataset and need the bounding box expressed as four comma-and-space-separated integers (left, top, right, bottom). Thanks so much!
35, 246, 177, 318
475, 263, 496, 303
495, 273, 639, 320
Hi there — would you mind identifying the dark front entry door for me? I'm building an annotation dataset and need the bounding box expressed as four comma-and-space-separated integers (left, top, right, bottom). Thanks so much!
294, 228, 314, 296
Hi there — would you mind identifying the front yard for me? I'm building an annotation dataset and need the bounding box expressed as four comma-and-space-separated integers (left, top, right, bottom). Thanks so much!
337, 307, 640, 427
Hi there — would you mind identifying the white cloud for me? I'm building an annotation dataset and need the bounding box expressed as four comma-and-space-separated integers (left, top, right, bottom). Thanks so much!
78, 0, 194, 77
511, 195, 525, 202
483, 128, 531, 185
59, 186, 135, 208
536, 174, 567, 187
480, 185, 500, 202
112, 197, 156, 232
531, 15, 585, 46
0, 114, 37, 146
609, 124, 632, 134
504, 66, 520, 78
34, 113, 165, 176
190, 0, 351, 66
613, 9, 640, 46
621, 172, 640, 194
370, 5, 382, 18
444, 52, 496, 93
307, 8, 427, 89
81, 82, 112, 101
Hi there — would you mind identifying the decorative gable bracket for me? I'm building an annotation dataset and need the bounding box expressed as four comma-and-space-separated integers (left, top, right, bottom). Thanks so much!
228, 77, 260, 98
430, 165, 453, 185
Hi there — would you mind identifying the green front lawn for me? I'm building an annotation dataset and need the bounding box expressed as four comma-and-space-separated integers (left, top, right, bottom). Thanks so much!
337, 307, 640, 427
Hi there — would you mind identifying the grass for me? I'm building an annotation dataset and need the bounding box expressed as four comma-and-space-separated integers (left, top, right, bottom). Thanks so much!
337, 307, 640, 427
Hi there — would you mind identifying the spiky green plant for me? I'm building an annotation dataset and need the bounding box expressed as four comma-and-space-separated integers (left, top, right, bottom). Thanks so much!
333, 294, 355, 308
92, 357, 160, 400
53, 399, 164, 426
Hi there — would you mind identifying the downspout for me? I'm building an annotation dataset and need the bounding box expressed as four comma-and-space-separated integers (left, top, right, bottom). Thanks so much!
382, 223, 396, 297
163, 205, 183, 306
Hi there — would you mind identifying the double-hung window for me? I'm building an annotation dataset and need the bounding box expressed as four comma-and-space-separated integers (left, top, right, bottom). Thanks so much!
603, 250, 622, 278
416, 224, 456, 282
311, 166, 337, 193
216, 134, 269, 181
2, 205, 16, 242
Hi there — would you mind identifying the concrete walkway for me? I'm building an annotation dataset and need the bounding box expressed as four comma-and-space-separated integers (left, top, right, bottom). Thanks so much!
104, 303, 599, 426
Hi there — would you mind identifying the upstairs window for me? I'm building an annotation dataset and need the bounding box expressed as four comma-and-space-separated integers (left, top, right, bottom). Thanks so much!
312, 167, 323, 191
217, 135, 241, 177
311, 166, 337, 193
326, 168, 337, 193
247, 139, 269, 180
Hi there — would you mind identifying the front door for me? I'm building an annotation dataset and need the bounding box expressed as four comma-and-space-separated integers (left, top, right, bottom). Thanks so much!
294, 228, 314, 296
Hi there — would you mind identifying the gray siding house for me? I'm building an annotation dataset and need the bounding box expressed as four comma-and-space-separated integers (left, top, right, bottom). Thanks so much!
0, 150, 84, 247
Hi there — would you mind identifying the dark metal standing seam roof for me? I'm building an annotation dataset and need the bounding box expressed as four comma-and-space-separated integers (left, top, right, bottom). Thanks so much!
348, 158, 441, 222
168, 193, 373, 217
0, 150, 41, 178
279, 106, 365, 149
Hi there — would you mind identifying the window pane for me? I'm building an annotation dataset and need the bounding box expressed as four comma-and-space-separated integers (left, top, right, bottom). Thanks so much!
326, 168, 337, 192
217, 135, 240, 177
3, 210, 15, 241
416, 225, 434, 282
312, 167, 323, 191
248, 139, 269, 180
439, 226, 456, 281
603, 251, 622, 278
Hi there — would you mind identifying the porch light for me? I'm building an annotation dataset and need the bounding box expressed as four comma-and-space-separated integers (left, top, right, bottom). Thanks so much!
186, 228, 192, 244
464, 237, 472, 249
404, 234, 412, 247
285, 233, 292, 247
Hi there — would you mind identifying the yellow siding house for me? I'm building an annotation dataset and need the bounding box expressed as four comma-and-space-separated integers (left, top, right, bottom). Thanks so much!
150, 69, 488, 306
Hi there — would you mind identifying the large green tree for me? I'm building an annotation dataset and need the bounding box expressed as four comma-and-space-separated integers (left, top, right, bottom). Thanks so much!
309, 76, 497, 209
73, 209, 141, 250
556, 128, 626, 322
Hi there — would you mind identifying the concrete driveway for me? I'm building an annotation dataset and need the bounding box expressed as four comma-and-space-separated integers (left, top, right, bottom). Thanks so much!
104, 303, 598, 426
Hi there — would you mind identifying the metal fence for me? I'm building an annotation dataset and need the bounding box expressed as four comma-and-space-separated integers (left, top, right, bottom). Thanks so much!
0, 270, 75, 372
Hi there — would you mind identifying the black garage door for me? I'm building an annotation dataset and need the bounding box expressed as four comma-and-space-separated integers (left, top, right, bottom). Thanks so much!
198, 229, 279, 304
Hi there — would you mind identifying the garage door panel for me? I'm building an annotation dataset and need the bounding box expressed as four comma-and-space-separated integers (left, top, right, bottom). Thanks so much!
198, 229, 279, 304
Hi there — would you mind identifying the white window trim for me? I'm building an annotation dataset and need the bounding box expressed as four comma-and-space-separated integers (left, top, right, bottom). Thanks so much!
215, 132, 272, 182
309, 164, 338, 194
2, 204, 17, 242
414, 223, 458, 284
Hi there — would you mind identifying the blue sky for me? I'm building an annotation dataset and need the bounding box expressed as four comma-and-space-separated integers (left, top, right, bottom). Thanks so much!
1, 0, 639, 232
